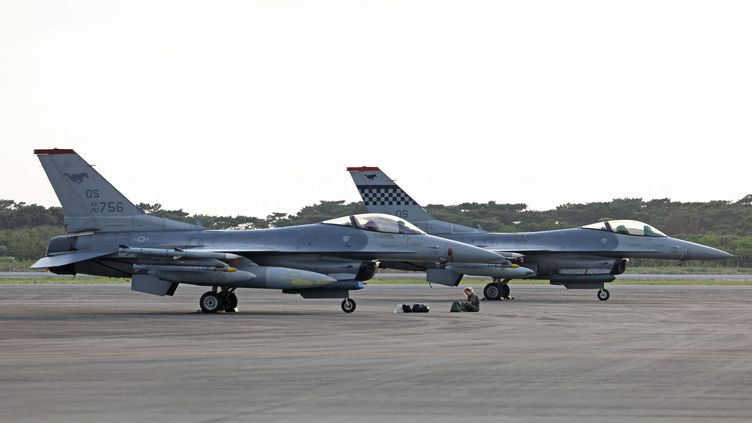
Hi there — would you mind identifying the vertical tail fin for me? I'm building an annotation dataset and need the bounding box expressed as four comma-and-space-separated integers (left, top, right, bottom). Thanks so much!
35, 149, 142, 217
348, 166, 485, 235
35, 149, 199, 233
347, 167, 434, 222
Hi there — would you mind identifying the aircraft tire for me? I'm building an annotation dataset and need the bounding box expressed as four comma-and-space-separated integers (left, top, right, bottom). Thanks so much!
499, 283, 511, 299
597, 289, 610, 301
341, 298, 356, 313
484, 283, 501, 300
200, 291, 223, 313
225, 293, 238, 312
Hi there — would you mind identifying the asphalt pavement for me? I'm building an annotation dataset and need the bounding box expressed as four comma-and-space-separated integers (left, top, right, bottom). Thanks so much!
1, 284, 751, 422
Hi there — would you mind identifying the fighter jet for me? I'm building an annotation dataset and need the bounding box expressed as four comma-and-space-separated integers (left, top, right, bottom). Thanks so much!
30, 149, 507, 313
348, 167, 733, 301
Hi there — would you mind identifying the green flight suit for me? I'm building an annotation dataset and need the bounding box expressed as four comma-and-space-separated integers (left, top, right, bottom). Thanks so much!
463, 293, 480, 312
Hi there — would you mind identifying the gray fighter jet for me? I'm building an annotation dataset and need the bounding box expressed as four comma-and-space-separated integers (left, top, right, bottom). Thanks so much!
30, 149, 507, 313
348, 167, 733, 301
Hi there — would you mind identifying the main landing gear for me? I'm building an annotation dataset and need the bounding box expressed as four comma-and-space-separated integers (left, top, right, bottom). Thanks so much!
199, 287, 239, 313
483, 278, 512, 301
597, 288, 610, 301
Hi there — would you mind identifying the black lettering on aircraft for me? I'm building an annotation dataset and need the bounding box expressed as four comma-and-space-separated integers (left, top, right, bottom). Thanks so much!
90, 201, 124, 213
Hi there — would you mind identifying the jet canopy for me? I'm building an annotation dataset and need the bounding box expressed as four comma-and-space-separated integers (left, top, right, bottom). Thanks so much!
322, 213, 425, 235
582, 220, 667, 237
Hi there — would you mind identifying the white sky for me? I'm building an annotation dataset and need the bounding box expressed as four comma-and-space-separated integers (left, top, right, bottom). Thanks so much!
1, 1, 751, 217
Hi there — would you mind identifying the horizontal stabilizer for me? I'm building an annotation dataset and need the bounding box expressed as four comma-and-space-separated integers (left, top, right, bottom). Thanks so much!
31, 250, 115, 269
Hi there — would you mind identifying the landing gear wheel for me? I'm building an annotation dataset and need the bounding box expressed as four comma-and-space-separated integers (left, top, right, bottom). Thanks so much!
225, 293, 238, 312
597, 289, 610, 301
341, 298, 356, 313
200, 291, 223, 313
484, 283, 501, 300
499, 283, 511, 299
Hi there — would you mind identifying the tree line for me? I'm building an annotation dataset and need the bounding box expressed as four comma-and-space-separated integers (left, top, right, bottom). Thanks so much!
2, 197, 752, 263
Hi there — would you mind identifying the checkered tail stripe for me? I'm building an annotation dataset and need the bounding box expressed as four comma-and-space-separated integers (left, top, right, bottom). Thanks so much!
356, 185, 417, 206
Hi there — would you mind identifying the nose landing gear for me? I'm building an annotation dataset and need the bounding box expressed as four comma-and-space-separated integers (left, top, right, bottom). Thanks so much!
341, 298, 356, 313
597, 289, 610, 301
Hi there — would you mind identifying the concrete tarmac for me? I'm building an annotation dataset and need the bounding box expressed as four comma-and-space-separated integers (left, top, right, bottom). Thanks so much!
1, 284, 751, 423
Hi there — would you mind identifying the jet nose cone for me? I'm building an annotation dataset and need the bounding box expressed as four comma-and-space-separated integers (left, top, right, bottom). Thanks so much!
693, 246, 734, 260
680, 240, 734, 260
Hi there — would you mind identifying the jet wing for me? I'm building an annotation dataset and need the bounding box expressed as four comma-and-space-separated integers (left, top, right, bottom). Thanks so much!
31, 250, 116, 269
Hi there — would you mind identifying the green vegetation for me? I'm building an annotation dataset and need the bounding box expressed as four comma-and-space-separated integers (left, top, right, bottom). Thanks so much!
0, 227, 65, 261
0, 259, 38, 272
3, 196, 752, 269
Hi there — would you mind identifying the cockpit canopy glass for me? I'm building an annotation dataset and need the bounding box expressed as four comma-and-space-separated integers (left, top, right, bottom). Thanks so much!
582, 220, 666, 237
581, 221, 608, 231
322, 213, 425, 235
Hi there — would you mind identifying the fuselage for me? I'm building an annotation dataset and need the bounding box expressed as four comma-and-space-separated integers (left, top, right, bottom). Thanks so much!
48, 221, 504, 280
411, 221, 732, 282
454, 227, 730, 260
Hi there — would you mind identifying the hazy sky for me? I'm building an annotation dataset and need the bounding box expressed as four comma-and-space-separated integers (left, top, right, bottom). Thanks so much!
2, 1, 750, 218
